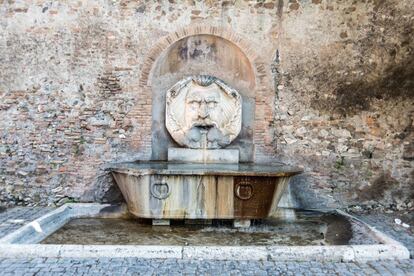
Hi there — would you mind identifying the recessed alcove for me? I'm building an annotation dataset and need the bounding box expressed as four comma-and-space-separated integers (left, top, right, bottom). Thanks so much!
150, 34, 256, 161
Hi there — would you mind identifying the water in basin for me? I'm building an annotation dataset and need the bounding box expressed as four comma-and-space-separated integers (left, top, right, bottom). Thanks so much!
41, 210, 377, 246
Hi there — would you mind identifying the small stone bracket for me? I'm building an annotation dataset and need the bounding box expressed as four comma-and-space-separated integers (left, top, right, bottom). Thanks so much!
233, 219, 251, 228
152, 219, 171, 226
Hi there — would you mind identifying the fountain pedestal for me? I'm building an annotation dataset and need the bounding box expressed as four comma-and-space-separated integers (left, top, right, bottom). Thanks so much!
109, 75, 302, 225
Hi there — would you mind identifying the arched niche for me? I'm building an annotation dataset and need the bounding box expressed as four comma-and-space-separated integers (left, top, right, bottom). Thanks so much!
150, 34, 256, 162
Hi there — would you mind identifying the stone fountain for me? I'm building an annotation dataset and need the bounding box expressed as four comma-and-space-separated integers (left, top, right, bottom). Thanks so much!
109, 75, 302, 226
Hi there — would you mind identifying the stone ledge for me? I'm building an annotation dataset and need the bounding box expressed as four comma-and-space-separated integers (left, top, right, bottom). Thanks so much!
0, 243, 409, 262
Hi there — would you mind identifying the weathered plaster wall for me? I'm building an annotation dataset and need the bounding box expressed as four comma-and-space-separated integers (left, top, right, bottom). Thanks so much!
0, 0, 413, 210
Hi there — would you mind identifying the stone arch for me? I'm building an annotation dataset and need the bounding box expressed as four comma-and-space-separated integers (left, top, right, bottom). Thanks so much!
139, 25, 266, 88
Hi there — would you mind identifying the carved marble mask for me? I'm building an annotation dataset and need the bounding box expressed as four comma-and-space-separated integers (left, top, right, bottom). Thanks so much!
166, 75, 242, 149
185, 84, 221, 129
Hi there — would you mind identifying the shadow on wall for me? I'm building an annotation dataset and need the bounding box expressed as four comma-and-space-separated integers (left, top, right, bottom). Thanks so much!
81, 173, 124, 204
357, 172, 399, 201
312, 57, 414, 116
357, 170, 414, 209
288, 174, 337, 209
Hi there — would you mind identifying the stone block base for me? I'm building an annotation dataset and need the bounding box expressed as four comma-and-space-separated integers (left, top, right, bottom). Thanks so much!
168, 148, 239, 163
233, 219, 251, 228
152, 219, 170, 226
184, 219, 213, 225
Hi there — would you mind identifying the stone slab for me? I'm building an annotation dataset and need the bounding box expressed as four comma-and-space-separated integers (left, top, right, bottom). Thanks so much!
168, 148, 239, 163
267, 245, 355, 262
0, 244, 182, 259
0, 243, 408, 262
182, 246, 268, 261
350, 244, 410, 262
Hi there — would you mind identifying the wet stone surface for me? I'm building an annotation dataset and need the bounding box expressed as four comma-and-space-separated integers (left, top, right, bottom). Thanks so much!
41, 211, 376, 246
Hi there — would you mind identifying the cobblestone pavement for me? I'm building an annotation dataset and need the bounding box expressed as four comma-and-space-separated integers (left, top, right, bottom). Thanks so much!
0, 258, 413, 275
0, 207, 413, 275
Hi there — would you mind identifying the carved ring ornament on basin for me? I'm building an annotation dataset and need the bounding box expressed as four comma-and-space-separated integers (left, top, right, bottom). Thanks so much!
150, 182, 170, 200
166, 75, 242, 149
235, 182, 254, 200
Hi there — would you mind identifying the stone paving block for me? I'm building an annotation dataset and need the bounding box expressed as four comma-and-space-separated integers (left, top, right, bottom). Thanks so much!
382, 261, 407, 274
354, 263, 380, 275
369, 261, 394, 276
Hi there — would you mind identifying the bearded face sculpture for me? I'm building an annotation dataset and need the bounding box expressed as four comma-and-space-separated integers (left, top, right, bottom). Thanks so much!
166, 75, 242, 149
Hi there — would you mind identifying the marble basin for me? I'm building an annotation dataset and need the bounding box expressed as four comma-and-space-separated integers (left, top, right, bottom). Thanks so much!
108, 162, 302, 220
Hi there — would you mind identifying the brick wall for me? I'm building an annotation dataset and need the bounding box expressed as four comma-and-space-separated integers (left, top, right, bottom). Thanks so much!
0, 0, 413, 210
